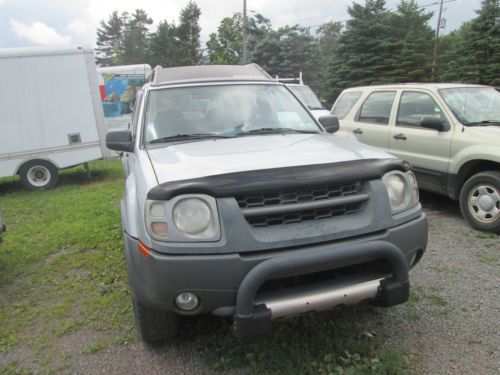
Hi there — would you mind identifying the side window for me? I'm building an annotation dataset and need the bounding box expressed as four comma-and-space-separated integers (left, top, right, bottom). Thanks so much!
130, 90, 143, 137
357, 91, 396, 125
397, 91, 447, 127
331, 91, 362, 119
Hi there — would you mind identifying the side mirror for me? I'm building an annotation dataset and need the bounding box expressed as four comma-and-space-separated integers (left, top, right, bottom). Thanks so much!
319, 115, 340, 133
106, 129, 134, 152
420, 117, 448, 131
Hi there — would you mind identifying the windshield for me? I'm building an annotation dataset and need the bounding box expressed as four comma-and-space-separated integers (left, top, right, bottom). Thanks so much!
143, 84, 320, 143
331, 91, 363, 119
288, 85, 323, 110
439, 87, 500, 125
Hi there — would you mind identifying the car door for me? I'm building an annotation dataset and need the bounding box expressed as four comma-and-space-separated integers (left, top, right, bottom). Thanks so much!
348, 90, 396, 152
389, 89, 453, 193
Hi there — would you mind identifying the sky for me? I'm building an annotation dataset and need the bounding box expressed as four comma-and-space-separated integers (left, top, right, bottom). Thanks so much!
0, 0, 481, 49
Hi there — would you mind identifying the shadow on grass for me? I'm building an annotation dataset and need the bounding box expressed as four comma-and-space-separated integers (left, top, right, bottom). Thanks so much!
0, 160, 123, 196
155, 305, 406, 375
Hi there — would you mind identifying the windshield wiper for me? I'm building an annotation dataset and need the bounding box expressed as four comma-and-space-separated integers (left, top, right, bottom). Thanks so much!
465, 120, 500, 126
308, 106, 325, 110
149, 133, 234, 144
236, 127, 319, 136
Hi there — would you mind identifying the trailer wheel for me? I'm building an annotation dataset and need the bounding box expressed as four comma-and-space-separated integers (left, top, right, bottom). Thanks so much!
19, 160, 59, 190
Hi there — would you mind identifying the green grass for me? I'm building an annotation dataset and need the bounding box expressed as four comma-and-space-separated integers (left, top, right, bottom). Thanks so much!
83, 340, 105, 354
0, 160, 411, 374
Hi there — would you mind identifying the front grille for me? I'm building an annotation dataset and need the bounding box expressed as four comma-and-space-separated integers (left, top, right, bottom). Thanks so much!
236, 182, 367, 227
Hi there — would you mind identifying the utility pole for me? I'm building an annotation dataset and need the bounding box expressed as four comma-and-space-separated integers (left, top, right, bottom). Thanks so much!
242, 0, 248, 64
431, 0, 444, 81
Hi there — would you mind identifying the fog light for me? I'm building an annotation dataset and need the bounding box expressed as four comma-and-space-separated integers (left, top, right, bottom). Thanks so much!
175, 292, 199, 311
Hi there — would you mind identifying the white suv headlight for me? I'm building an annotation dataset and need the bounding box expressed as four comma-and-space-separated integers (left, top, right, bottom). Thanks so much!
145, 194, 220, 242
173, 198, 212, 235
382, 170, 419, 214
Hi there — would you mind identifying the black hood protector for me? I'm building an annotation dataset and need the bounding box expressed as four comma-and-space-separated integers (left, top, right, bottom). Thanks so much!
147, 158, 410, 200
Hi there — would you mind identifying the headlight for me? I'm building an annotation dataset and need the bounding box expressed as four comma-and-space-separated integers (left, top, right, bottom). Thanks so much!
173, 198, 212, 235
145, 194, 220, 242
382, 170, 419, 214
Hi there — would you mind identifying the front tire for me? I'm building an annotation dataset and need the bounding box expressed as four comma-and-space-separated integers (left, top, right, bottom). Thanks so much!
19, 160, 59, 190
459, 171, 500, 233
132, 296, 179, 345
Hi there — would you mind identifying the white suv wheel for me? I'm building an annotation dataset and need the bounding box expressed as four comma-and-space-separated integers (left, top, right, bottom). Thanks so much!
468, 184, 500, 224
460, 171, 500, 233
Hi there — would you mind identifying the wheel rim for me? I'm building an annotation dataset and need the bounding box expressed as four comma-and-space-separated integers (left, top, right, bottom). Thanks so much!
468, 184, 500, 224
27, 165, 51, 187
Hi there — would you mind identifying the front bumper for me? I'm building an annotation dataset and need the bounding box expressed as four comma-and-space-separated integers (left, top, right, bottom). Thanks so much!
125, 213, 427, 335
233, 240, 409, 338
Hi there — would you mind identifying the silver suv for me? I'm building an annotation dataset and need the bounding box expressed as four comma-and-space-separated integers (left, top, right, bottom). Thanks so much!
106, 64, 427, 344
332, 84, 500, 233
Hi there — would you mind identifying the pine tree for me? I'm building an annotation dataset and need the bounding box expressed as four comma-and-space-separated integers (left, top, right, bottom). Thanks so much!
252, 25, 322, 91
148, 2, 204, 67
327, 0, 437, 101
176, 1, 203, 65
95, 11, 126, 66
328, 0, 401, 100
206, 13, 271, 64
465, 0, 500, 85
121, 9, 153, 65
436, 24, 470, 82
148, 21, 180, 67
316, 21, 343, 98
438, 0, 499, 85
393, 0, 434, 82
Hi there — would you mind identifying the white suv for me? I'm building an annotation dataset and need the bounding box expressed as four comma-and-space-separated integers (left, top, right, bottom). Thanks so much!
105, 64, 427, 343
332, 84, 500, 233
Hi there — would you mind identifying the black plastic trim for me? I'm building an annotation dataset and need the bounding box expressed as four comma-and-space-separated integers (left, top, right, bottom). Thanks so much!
148, 158, 409, 200
241, 193, 370, 217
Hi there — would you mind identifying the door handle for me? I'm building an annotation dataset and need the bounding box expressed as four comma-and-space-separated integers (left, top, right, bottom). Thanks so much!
352, 128, 363, 135
393, 133, 407, 140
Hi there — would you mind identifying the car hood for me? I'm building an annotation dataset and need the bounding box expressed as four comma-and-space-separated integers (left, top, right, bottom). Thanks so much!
147, 134, 395, 184
465, 125, 500, 136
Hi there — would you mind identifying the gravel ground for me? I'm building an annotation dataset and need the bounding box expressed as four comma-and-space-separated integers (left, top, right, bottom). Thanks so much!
380, 191, 500, 375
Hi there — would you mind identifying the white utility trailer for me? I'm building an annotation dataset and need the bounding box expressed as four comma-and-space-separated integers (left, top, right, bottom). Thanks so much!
0, 46, 109, 189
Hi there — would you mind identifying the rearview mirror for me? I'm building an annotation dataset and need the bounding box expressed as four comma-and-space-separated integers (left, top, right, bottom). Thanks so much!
319, 115, 340, 133
420, 117, 448, 131
106, 129, 134, 152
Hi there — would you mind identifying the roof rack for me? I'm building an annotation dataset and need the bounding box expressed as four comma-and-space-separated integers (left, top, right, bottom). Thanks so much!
146, 64, 274, 86
146, 65, 162, 83
275, 72, 303, 85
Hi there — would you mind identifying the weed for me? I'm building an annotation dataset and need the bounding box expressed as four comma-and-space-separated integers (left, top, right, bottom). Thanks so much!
83, 340, 105, 354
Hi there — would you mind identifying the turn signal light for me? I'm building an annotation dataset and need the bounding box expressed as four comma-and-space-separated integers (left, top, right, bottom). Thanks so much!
137, 241, 151, 259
